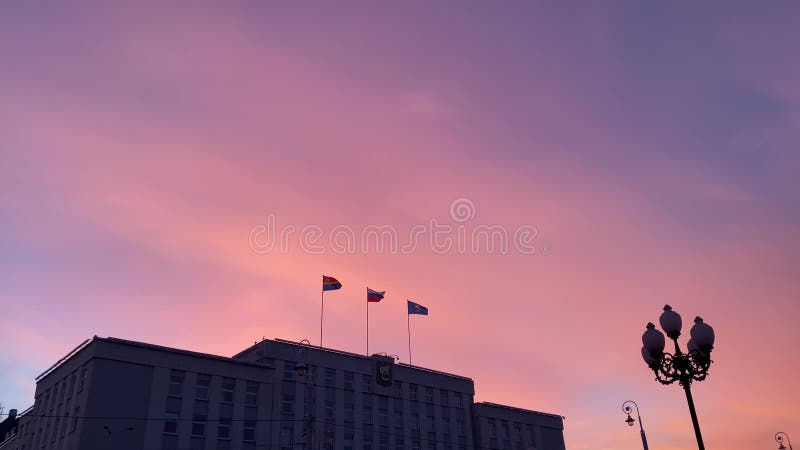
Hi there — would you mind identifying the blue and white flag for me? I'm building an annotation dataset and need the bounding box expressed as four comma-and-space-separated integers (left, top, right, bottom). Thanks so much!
407, 300, 429, 315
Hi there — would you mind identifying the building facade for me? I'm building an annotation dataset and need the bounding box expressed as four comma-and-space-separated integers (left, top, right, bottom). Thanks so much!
10, 336, 565, 450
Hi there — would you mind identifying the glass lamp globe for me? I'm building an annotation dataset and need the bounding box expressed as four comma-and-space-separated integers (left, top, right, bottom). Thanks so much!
642, 323, 665, 358
659, 304, 683, 339
690, 316, 715, 353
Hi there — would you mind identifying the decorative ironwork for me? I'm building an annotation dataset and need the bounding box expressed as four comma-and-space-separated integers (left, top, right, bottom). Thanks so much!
648, 347, 712, 387
776, 432, 793, 450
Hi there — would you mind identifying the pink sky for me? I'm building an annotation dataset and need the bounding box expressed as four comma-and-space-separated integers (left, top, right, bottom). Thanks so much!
1, 2, 799, 449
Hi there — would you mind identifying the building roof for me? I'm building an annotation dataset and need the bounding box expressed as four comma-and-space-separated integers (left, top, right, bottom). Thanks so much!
475, 402, 565, 420
237, 337, 474, 382
36, 336, 275, 382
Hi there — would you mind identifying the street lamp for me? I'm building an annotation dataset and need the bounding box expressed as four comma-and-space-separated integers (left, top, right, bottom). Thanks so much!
776, 432, 793, 450
621, 400, 649, 450
641, 305, 715, 450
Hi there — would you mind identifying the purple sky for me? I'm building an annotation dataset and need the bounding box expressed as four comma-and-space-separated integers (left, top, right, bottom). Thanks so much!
1, 2, 799, 449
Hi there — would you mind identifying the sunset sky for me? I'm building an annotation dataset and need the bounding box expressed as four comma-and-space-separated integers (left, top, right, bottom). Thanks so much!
1, 2, 799, 449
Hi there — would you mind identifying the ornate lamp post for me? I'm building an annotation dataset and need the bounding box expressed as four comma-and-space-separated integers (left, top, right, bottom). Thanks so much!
622, 400, 649, 450
776, 432, 793, 450
641, 305, 715, 450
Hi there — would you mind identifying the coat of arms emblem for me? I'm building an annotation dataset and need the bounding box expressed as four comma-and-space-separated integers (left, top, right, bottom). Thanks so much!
376, 360, 393, 386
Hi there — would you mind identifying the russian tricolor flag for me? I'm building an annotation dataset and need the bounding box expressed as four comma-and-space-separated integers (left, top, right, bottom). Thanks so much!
367, 287, 385, 303
322, 276, 342, 291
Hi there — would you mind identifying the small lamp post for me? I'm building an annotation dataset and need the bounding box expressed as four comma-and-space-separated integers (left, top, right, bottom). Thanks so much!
776, 432, 793, 450
641, 305, 715, 450
622, 400, 649, 450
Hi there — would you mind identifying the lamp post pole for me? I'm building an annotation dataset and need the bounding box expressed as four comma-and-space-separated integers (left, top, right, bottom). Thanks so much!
776, 432, 793, 450
622, 400, 649, 450
640, 305, 716, 450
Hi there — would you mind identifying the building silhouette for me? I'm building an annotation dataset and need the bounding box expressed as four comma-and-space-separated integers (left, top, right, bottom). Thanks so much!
7, 337, 566, 450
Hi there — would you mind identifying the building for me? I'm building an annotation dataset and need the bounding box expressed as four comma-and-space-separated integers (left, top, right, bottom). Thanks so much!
11, 336, 566, 450
472, 403, 565, 450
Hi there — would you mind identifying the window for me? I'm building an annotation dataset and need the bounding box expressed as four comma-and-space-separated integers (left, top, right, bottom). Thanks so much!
362, 374, 372, 393
424, 387, 434, 403
67, 372, 76, 399
345, 401, 355, 423
380, 425, 390, 450
490, 438, 499, 449
427, 432, 437, 450
169, 370, 185, 397
363, 424, 374, 442
164, 413, 179, 434
196, 374, 211, 400
164, 396, 182, 434
325, 400, 336, 421
283, 362, 296, 381
409, 384, 418, 400
501, 421, 510, 437
191, 419, 205, 437
363, 405, 373, 424
222, 378, 235, 403
395, 426, 405, 450
454, 393, 462, 408
325, 368, 336, 387
246, 381, 259, 406
162, 434, 179, 450
325, 424, 336, 450
344, 371, 355, 390
393, 382, 403, 398
489, 419, 497, 436
258, 356, 275, 366
412, 437, 421, 450
411, 412, 419, 430
393, 410, 403, 427
526, 425, 534, 443
78, 367, 87, 392
70, 406, 79, 432
456, 419, 465, 435
503, 440, 511, 450
243, 419, 256, 442
282, 382, 295, 414
280, 424, 294, 449
440, 390, 448, 406
218, 418, 232, 439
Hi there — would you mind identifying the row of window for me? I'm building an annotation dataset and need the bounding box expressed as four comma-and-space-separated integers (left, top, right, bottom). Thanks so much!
168, 370, 259, 406
26, 365, 88, 449
164, 370, 261, 445
486, 418, 536, 443
279, 422, 470, 450
283, 363, 464, 407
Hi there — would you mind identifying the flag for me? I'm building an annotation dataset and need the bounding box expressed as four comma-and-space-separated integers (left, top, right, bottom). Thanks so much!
407, 300, 428, 315
367, 287, 385, 303
322, 276, 342, 291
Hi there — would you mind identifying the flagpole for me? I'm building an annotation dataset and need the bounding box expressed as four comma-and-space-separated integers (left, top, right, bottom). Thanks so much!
366, 292, 369, 355
407, 312, 412, 366
320, 288, 324, 348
